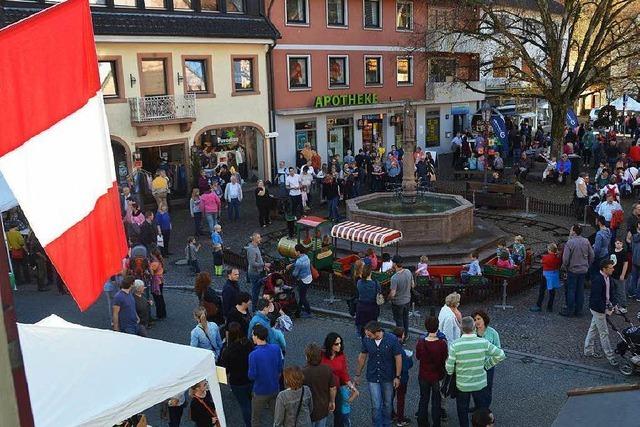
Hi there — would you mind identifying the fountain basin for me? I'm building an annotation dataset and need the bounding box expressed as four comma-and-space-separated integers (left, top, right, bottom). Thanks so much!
346, 192, 474, 246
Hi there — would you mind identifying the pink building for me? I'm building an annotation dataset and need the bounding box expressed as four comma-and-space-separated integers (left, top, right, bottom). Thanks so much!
268, 0, 485, 168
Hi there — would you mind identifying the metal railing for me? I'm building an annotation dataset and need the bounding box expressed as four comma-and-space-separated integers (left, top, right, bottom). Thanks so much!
128, 94, 196, 122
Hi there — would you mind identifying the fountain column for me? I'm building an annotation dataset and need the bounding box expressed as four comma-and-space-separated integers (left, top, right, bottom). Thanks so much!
401, 100, 417, 204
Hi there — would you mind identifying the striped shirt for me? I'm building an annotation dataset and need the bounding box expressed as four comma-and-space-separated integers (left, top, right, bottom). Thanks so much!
445, 334, 505, 392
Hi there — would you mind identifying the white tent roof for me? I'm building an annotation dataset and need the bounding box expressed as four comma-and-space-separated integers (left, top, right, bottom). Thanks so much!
610, 96, 640, 112
0, 170, 18, 212
18, 315, 226, 427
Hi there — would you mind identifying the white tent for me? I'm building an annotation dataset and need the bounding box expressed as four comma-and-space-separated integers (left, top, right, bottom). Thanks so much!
0, 170, 18, 212
17, 315, 227, 427
610, 96, 640, 112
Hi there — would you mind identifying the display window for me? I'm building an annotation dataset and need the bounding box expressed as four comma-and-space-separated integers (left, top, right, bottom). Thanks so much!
195, 126, 259, 180
327, 117, 354, 159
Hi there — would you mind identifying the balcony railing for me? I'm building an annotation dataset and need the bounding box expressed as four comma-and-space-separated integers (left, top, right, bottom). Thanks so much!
128, 94, 196, 123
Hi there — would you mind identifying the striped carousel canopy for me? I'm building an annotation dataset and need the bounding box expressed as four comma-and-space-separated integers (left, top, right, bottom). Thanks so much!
330, 221, 403, 247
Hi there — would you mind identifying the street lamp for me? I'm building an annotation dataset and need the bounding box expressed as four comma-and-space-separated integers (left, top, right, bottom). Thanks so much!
481, 101, 492, 192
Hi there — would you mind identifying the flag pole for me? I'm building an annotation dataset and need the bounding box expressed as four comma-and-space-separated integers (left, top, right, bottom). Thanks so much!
0, 225, 35, 426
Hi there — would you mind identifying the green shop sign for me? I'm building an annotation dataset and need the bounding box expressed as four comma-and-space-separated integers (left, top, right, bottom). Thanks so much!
314, 93, 379, 108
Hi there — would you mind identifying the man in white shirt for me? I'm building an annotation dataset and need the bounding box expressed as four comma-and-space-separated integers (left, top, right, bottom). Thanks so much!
285, 167, 303, 218
575, 173, 589, 220
277, 161, 288, 187
224, 175, 243, 221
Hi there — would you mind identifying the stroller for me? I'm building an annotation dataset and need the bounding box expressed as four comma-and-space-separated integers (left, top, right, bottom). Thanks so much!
607, 312, 640, 376
262, 261, 301, 318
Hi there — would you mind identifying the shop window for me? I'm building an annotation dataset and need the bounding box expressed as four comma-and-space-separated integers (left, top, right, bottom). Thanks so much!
226, 0, 244, 12
327, 0, 347, 26
197, 127, 259, 180
201, 0, 219, 12
425, 113, 440, 147
295, 120, 317, 152
287, 0, 308, 24
99, 61, 119, 98
89, 0, 107, 5
138, 144, 189, 200
396, 0, 413, 31
288, 56, 311, 90
144, 0, 165, 9
429, 58, 457, 83
364, 0, 381, 28
232, 57, 258, 94
396, 57, 412, 85
114, 0, 136, 6
183, 57, 214, 96
328, 117, 354, 159
173, 0, 193, 10
365, 56, 382, 86
328, 56, 349, 87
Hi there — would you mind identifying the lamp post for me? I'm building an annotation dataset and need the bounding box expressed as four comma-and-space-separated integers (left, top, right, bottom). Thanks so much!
481, 101, 492, 192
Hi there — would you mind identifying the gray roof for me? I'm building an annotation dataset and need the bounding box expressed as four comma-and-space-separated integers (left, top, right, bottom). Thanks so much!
3, 5, 279, 39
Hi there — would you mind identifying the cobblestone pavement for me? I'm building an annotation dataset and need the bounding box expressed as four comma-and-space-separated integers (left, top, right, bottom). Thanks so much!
14, 283, 625, 427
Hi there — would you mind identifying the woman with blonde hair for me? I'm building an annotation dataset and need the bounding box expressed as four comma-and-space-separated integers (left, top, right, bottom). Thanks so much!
273, 366, 313, 427
438, 292, 462, 347
190, 306, 223, 359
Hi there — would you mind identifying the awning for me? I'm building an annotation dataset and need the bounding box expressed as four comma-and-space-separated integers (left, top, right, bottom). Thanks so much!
297, 216, 330, 228
331, 221, 403, 247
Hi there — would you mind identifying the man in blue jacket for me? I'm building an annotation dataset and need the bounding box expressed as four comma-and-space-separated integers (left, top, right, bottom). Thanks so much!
584, 259, 618, 366
287, 244, 313, 318
248, 323, 283, 426
221, 268, 241, 319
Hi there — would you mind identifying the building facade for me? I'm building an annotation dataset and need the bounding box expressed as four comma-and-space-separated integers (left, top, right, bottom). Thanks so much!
5, 0, 278, 200
267, 0, 484, 168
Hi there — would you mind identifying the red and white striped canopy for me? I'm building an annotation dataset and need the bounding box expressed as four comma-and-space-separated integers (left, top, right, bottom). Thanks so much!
331, 221, 403, 247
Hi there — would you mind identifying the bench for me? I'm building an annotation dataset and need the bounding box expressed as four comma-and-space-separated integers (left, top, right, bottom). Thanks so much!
453, 167, 514, 181
465, 181, 523, 209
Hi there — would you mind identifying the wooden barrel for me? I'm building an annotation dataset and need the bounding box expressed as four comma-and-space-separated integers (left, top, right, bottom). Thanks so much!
277, 237, 298, 258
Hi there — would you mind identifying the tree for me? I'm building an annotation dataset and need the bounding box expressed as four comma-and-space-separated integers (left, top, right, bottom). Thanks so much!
415, 0, 640, 156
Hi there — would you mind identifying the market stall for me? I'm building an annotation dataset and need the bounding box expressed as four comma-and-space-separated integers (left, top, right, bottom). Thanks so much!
18, 315, 226, 427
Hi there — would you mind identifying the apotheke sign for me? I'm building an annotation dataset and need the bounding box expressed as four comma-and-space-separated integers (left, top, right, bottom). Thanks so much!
314, 93, 379, 108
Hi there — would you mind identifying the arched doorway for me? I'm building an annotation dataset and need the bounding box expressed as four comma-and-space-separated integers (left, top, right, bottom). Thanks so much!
111, 137, 130, 187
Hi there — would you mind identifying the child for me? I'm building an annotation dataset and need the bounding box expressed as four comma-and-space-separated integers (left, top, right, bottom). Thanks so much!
211, 224, 224, 276
365, 248, 379, 270
415, 255, 430, 277
530, 243, 561, 312
496, 240, 510, 260
338, 383, 359, 427
496, 251, 514, 269
392, 327, 414, 427
512, 235, 526, 265
380, 253, 393, 272
185, 236, 201, 274
461, 251, 482, 283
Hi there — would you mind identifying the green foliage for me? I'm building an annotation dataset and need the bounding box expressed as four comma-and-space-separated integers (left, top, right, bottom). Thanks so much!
594, 105, 618, 128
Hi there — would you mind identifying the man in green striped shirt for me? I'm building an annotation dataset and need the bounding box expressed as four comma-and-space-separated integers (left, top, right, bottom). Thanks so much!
445, 316, 505, 427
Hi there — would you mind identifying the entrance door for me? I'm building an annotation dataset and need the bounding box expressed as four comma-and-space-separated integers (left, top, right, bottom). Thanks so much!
141, 59, 168, 96
362, 118, 384, 154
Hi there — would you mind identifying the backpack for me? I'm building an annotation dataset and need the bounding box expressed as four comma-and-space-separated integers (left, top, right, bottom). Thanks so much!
610, 210, 624, 230
128, 256, 149, 280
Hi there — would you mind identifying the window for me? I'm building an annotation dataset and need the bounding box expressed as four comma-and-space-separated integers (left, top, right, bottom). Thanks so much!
492, 56, 510, 78
144, 0, 165, 9
184, 59, 209, 93
288, 56, 311, 89
396, 57, 412, 85
396, 0, 412, 31
365, 56, 382, 85
114, 0, 136, 6
98, 61, 119, 98
232, 57, 258, 94
226, 0, 244, 12
328, 56, 349, 87
425, 112, 440, 147
429, 58, 457, 82
327, 0, 347, 26
428, 8, 453, 30
364, 0, 381, 28
201, 0, 219, 12
173, 0, 193, 10
89, 0, 107, 5
140, 59, 169, 96
287, 0, 308, 24
295, 120, 317, 150
327, 117, 354, 158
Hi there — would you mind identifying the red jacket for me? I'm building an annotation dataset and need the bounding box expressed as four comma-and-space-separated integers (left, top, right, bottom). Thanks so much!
541, 253, 562, 271
320, 352, 351, 386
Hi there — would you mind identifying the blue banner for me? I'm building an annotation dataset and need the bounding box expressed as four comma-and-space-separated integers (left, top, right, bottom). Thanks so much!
566, 108, 579, 128
490, 115, 508, 146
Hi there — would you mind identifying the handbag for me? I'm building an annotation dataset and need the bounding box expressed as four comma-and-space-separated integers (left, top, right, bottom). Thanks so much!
311, 266, 320, 281
441, 373, 458, 399
193, 395, 221, 427
376, 293, 385, 306
10, 248, 24, 259
156, 234, 164, 248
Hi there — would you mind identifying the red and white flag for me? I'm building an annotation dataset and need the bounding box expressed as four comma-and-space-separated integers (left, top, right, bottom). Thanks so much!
0, 0, 127, 310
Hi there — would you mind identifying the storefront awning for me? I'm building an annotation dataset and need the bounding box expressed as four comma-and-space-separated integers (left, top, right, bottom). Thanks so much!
331, 221, 403, 247
297, 216, 331, 228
